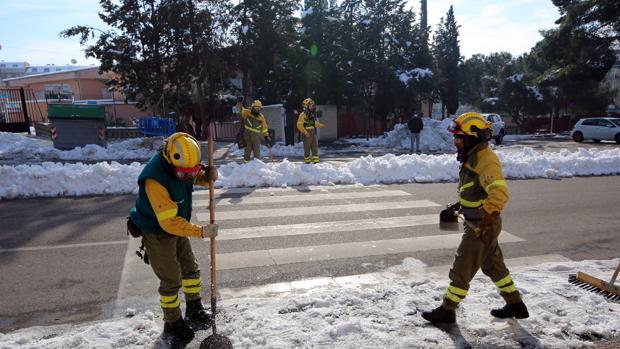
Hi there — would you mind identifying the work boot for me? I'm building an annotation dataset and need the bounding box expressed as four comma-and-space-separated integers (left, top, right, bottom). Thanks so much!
185, 298, 212, 329
490, 301, 529, 319
421, 305, 456, 324
163, 317, 194, 344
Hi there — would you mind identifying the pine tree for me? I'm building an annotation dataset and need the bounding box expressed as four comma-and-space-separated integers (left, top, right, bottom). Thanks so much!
433, 6, 461, 117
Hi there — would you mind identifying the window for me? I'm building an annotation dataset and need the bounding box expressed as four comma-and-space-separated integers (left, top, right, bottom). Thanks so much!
0, 64, 5, 68
598, 119, 613, 127
581, 119, 598, 126
31, 68, 38, 73
43, 68, 50, 72
44, 83, 73, 100
610, 119, 620, 127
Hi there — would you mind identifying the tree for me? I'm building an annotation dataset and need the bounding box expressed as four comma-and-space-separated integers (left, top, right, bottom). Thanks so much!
62, 0, 234, 138
433, 6, 461, 117
233, 0, 301, 105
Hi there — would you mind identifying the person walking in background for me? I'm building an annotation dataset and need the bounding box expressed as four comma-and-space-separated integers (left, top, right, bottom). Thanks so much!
236, 96, 271, 162
407, 113, 424, 153
297, 98, 325, 164
128, 132, 219, 345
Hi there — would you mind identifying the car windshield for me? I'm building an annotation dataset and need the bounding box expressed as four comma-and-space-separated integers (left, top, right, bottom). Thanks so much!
610, 119, 620, 127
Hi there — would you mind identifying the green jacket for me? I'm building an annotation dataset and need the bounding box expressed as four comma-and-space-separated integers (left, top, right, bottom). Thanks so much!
129, 152, 194, 235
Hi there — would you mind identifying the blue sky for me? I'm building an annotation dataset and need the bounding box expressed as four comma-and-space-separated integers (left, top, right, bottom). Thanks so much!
0, 0, 559, 66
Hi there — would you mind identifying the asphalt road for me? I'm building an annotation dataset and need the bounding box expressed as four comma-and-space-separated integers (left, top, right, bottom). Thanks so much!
0, 175, 618, 332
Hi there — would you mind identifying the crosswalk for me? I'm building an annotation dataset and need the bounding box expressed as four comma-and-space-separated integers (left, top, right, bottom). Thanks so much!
115, 184, 568, 315
193, 185, 523, 272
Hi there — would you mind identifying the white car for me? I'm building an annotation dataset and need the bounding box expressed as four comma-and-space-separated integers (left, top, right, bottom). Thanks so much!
481, 113, 506, 144
571, 117, 620, 144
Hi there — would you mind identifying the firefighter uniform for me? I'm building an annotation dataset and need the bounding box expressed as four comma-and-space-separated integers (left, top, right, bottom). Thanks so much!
443, 142, 523, 310
297, 98, 324, 164
422, 112, 528, 324
129, 132, 218, 342
237, 100, 269, 162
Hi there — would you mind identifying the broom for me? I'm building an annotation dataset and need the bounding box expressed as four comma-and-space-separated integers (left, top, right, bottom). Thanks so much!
568, 261, 620, 302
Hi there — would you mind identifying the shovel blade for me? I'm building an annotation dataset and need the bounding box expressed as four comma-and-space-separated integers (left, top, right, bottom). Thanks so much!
200, 334, 233, 349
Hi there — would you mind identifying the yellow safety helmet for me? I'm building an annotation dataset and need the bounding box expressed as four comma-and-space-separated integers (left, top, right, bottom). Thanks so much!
251, 100, 263, 112
448, 112, 492, 141
302, 98, 316, 112
162, 132, 201, 169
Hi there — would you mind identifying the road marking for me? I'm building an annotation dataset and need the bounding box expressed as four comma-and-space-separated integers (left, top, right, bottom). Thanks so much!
219, 254, 572, 299
194, 190, 412, 207
0, 240, 128, 253
194, 184, 385, 196
216, 232, 524, 270
217, 214, 438, 240
197, 200, 440, 221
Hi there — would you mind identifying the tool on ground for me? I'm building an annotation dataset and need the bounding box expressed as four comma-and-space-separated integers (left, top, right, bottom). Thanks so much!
201, 134, 233, 349
568, 261, 620, 302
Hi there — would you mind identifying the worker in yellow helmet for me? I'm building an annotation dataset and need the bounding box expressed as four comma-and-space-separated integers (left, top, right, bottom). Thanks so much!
422, 112, 529, 324
236, 97, 270, 162
296, 98, 325, 164
128, 132, 218, 345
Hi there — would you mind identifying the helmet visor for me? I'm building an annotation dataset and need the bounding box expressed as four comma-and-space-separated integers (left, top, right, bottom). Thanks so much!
174, 164, 202, 181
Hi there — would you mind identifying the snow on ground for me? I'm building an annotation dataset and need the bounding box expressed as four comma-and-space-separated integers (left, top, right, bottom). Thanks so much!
0, 132, 162, 161
1, 131, 619, 199
1, 258, 618, 348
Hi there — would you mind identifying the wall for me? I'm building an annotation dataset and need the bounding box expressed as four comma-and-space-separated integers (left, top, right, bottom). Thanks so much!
315, 105, 338, 141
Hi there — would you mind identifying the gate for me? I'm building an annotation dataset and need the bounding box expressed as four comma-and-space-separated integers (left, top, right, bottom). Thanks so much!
0, 88, 43, 133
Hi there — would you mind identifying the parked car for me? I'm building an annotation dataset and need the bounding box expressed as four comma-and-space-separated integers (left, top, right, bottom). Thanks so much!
481, 113, 506, 144
571, 117, 620, 143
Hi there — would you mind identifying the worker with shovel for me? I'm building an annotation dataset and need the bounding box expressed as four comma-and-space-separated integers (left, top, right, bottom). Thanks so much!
236, 96, 271, 163
128, 132, 219, 345
297, 98, 325, 164
422, 112, 529, 324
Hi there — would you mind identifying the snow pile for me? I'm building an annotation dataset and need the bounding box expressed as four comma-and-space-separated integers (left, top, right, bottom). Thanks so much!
345, 120, 456, 152
1, 258, 618, 348
2, 147, 620, 199
0, 132, 162, 161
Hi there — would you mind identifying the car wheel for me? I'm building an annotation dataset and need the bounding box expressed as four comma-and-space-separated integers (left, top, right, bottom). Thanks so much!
593, 139, 601, 143
572, 131, 584, 142
495, 130, 505, 145
615, 133, 620, 144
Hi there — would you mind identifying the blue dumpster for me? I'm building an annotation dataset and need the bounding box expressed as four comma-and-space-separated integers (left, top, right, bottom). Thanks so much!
136, 117, 176, 137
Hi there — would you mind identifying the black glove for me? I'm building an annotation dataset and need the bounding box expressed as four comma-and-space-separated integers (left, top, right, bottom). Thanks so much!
264, 135, 272, 147
200, 164, 218, 182
478, 211, 499, 244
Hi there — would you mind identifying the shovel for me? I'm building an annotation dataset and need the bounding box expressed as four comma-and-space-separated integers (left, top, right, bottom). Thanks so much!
200, 135, 233, 349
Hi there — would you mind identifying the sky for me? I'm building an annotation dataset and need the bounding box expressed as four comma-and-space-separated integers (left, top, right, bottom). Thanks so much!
0, 0, 560, 66
2, 122, 620, 199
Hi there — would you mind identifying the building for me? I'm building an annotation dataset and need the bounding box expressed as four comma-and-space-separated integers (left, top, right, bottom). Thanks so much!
0, 61, 29, 80
2, 66, 152, 126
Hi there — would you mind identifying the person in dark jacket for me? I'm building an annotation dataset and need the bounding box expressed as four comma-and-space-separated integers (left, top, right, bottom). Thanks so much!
407, 114, 424, 153
129, 132, 219, 345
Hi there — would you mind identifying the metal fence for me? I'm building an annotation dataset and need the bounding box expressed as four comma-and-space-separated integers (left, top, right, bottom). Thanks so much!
0, 88, 45, 133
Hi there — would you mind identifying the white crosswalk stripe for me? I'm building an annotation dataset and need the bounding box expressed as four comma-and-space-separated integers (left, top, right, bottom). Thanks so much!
197, 200, 440, 221
216, 214, 439, 240
194, 190, 412, 207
